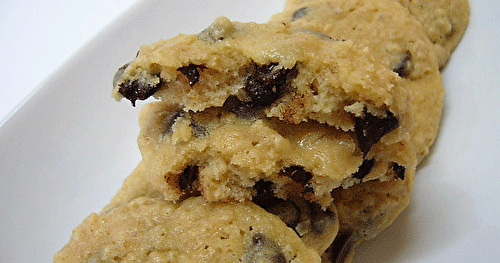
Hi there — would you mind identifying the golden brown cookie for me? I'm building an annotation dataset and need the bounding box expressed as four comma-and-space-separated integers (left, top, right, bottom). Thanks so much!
395, 0, 470, 67
54, 196, 322, 262
270, 0, 444, 163
112, 18, 415, 209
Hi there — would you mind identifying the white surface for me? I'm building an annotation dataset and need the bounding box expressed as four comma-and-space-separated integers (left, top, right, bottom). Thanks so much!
0, 0, 499, 262
0, 0, 141, 124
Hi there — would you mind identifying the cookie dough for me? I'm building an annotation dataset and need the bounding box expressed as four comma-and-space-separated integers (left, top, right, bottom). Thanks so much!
54, 196, 322, 262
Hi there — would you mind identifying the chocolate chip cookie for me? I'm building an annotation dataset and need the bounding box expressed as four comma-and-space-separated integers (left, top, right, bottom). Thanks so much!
98, 162, 341, 256
55, 196, 322, 262
113, 18, 415, 209
270, 0, 445, 163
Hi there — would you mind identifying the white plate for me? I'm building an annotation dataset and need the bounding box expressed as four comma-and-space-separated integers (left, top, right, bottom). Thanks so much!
0, 0, 498, 262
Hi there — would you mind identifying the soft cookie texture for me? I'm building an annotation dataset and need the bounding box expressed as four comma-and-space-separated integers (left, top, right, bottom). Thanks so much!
275, 0, 469, 68
100, 162, 341, 256
269, 1, 449, 260
322, 178, 413, 263
54, 196, 322, 262
56, 0, 469, 262
395, 0, 470, 67
113, 18, 416, 209
270, 0, 445, 162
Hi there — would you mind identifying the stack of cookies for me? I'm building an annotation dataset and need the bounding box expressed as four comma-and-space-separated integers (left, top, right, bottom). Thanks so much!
55, 0, 469, 262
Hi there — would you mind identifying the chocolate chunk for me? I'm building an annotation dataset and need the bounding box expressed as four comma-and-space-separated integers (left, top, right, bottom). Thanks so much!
280, 166, 313, 185
247, 233, 286, 263
292, 7, 309, 21
118, 78, 161, 107
303, 183, 315, 195
266, 200, 301, 229
245, 63, 297, 107
222, 95, 260, 118
178, 64, 204, 86
308, 202, 336, 235
252, 180, 281, 208
324, 232, 355, 263
393, 50, 413, 78
352, 159, 375, 180
179, 165, 199, 194
392, 162, 406, 180
355, 109, 399, 156
223, 63, 297, 118
189, 121, 207, 137
252, 181, 302, 229
164, 109, 207, 137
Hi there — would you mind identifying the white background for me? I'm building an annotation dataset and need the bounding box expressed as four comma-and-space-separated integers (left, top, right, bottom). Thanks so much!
0, 0, 141, 124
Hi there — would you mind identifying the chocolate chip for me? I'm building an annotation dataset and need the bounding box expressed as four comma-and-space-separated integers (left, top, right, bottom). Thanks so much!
245, 63, 296, 107
308, 202, 336, 235
179, 165, 199, 194
178, 64, 204, 86
392, 162, 406, 180
324, 232, 355, 263
352, 159, 375, 180
355, 109, 399, 157
247, 233, 286, 263
252, 181, 302, 230
222, 95, 259, 118
266, 200, 301, 229
252, 180, 281, 208
303, 183, 315, 195
292, 7, 309, 21
163, 109, 207, 137
280, 166, 313, 185
118, 78, 161, 107
223, 63, 297, 118
393, 50, 413, 78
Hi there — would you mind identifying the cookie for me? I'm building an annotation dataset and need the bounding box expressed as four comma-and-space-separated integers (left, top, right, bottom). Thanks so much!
112, 17, 416, 208
322, 178, 413, 262
270, 0, 444, 162
136, 101, 414, 208
269, 2, 441, 260
394, 0, 470, 68
100, 161, 164, 213
113, 17, 410, 131
276, 0, 469, 68
54, 196, 322, 262
99, 162, 341, 256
